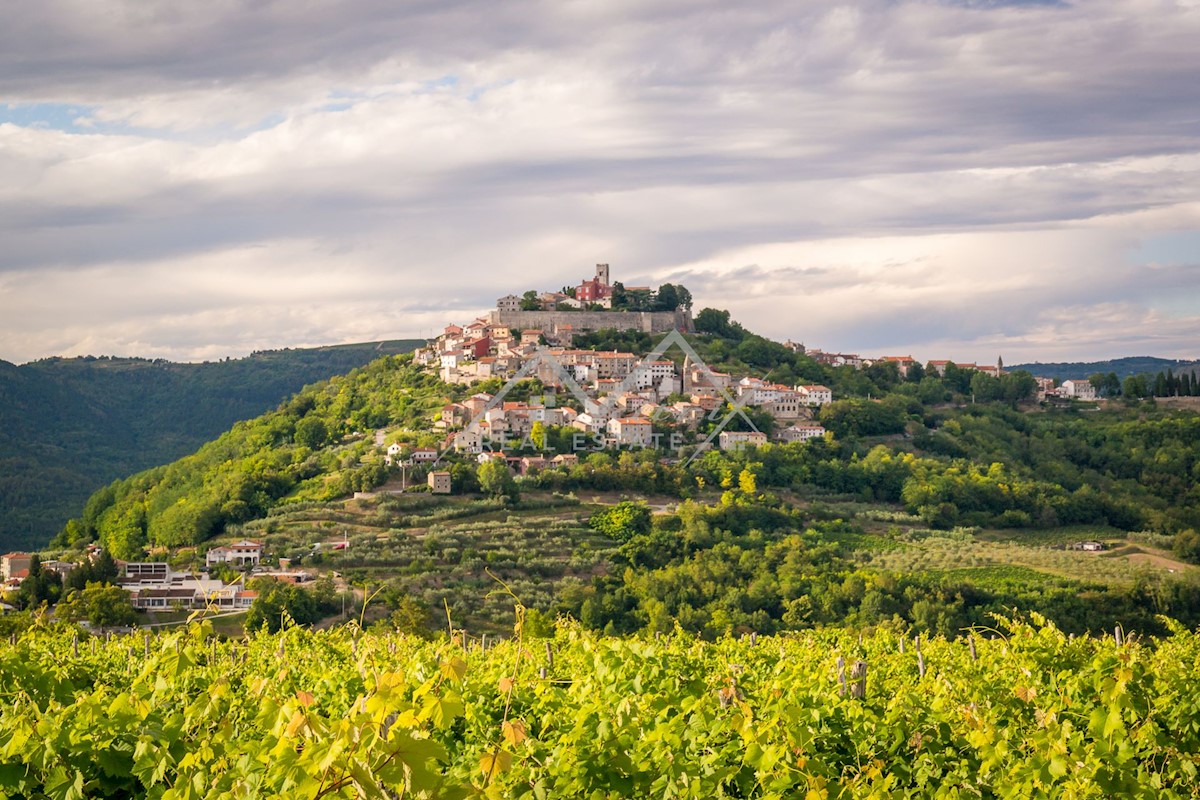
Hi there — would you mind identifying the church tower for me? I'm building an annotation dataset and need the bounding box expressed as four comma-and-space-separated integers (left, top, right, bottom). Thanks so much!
595, 263, 610, 286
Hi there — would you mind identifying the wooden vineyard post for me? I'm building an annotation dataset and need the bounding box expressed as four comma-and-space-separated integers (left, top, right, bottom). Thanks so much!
915, 635, 926, 678
850, 660, 867, 699
968, 635, 977, 661
836, 656, 847, 696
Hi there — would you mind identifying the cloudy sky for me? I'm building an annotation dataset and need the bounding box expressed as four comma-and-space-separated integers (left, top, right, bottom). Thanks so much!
2, 0, 1199, 365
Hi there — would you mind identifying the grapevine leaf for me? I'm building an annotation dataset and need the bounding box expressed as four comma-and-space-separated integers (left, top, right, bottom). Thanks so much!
502, 719, 528, 748
479, 749, 513, 777
441, 657, 468, 683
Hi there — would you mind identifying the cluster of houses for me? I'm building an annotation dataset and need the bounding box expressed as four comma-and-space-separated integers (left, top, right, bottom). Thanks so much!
2, 540, 322, 615
414, 265, 685, 386
787, 348, 1014, 379
417, 354, 832, 456
870, 355, 1007, 379
796, 347, 1102, 403
2, 551, 73, 592
412, 319, 526, 385
1043, 379, 1098, 401
394, 281, 1106, 492
119, 540, 320, 611
112, 560, 260, 612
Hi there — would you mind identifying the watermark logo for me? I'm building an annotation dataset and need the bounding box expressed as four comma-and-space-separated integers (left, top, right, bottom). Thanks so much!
437, 329, 760, 466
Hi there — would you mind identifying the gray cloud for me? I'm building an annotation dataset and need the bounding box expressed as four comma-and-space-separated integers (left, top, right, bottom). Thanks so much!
1, 0, 1199, 362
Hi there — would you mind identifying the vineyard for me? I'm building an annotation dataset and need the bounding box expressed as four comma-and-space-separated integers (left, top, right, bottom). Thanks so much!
2, 615, 1199, 798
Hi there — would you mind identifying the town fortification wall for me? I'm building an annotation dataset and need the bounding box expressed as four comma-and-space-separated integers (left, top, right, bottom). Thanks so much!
487, 308, 692, 334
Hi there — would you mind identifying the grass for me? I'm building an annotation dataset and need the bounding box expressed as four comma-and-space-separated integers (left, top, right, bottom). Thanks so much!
973, 525, 1125, 545
867, 534, 1194, 585
932, 564, 1063, 588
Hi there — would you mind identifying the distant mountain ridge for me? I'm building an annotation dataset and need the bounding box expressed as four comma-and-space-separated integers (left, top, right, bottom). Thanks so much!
1010, 356, 1200, 382
0, 340, 422, 550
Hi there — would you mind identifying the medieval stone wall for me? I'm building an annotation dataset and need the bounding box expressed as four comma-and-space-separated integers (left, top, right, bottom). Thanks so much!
487, 308, 692, 334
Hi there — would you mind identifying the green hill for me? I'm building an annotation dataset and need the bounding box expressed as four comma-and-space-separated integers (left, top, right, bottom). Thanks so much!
35, 315, 1200, 637
1011, 356, 1200, 381
0, 340, 421, 550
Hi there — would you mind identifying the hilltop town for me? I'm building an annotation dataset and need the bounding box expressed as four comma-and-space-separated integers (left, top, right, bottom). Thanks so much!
410, 264, 1102, 467
413, 264, 832, 457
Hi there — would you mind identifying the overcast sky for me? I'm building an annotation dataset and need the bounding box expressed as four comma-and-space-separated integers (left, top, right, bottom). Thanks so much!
2, 0, 1199, 365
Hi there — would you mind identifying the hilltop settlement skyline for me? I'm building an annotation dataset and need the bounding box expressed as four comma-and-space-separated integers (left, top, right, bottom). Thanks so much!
7, 259, 1196, 372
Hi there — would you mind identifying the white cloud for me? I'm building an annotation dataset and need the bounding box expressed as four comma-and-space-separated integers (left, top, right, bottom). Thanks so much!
1, 0, 1200, 363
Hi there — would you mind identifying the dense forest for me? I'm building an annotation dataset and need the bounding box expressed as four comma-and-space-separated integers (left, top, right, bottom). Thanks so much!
0, 340, 420, 550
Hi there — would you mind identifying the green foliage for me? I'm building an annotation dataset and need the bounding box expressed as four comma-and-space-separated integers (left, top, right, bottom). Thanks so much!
55, 582, 136, 628
588, 501, 652, 542
1174, 529, 1200, 564
59, 355, 446, 551
0, 340, 421, 551
13, 555, 61, 610
4, 620, 1200, 796
245, 579, 337, 633
693, 307, 745, 340
569, 328, 653, 354
293, 415, 330, 449
819, 397, 910, 437
478, 460, 519, 502
63, 551, 119, 592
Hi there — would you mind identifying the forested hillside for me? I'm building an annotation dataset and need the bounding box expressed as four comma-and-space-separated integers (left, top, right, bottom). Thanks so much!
59, 318, 1200, 553
1010, 356, 1200, 381
0, 340, 420, 550
37, 314, 1200, 639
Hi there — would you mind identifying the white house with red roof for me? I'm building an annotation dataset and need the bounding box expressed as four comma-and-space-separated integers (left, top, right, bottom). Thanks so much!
1, 553, 32, 582
205, 540, 263, 567
796, 385, 833, 406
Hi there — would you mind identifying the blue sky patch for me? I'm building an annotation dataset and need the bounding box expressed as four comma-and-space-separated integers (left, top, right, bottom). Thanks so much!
0, 102, 96, 131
